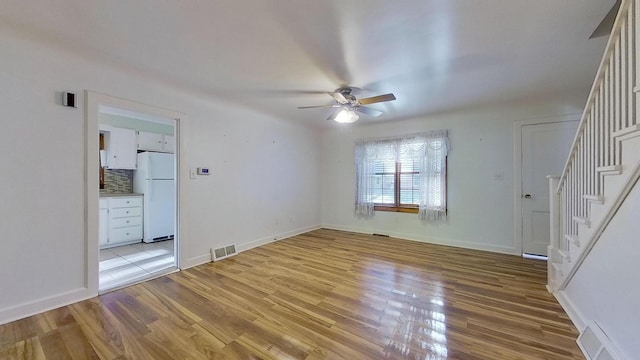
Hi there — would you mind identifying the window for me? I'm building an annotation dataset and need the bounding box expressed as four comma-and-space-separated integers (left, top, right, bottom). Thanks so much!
355, 131, 449, 221
369, 159, 421, 212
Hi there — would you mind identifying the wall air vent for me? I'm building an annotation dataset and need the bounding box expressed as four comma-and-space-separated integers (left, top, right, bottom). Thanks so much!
577, 322, 622, 360
224, 245, 237, 256
211, 243, 238, 261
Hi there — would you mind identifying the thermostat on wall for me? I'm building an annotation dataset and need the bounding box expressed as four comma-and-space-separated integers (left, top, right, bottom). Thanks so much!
197, 167, 210, 175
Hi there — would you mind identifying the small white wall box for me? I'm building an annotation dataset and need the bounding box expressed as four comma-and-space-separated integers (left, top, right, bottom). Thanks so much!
62, 92, 77, 108
197, 167, 210, 175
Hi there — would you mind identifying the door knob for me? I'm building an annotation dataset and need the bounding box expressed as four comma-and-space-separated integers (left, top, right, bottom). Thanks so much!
524, 194, 532, 199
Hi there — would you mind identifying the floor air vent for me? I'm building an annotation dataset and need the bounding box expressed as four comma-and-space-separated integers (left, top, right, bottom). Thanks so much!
211, 244, 237, 261
577, 322, 621, 360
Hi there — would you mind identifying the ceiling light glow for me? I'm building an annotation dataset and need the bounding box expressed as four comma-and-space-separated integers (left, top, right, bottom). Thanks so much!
334, 108, 359, 123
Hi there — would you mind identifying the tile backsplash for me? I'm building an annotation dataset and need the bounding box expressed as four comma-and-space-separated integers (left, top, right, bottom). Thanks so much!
103, 169, 133, 193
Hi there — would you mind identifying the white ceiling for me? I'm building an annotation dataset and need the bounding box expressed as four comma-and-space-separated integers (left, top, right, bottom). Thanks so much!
1, 0, 615, 127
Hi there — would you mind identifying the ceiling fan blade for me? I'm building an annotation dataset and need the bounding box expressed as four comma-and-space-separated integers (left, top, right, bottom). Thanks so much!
590, 0, 621, 39
328, 92, 349, 104
358, 93, 396, 105
355, 106, 383, 118
298, 104, 341, 109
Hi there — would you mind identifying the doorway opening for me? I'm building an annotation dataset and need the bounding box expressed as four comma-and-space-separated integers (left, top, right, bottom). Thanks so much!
98, 106, 177, 291
86, 92, 184, 295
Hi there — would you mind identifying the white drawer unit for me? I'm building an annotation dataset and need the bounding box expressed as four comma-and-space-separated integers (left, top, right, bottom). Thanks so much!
110, 197, 142, 208
99, 199, 109, 248
110, 216, 142, 228
110, 207, 142, 218
110, 226, 143, 242
99, 195, 144, 249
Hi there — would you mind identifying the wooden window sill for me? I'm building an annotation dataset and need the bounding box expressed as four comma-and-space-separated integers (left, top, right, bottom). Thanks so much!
374, 206, 419, 214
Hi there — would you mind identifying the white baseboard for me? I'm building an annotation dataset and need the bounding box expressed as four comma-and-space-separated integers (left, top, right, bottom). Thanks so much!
321, 223, 519, 255
180, 224, 322, 270
181, 253, 212, 269
0, 287, 92, 326
554, 289, 587, 331
237, 224, 322, 252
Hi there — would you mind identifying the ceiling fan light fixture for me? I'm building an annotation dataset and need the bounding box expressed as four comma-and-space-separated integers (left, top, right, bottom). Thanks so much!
334, 108, 359, 123
298, 87, 395, 123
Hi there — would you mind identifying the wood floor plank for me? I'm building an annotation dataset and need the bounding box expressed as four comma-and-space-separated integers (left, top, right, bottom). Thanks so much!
38, 331, 72, 360
0, 229, 584, 359
57, 324, 101, 360
0, 337, 46, 360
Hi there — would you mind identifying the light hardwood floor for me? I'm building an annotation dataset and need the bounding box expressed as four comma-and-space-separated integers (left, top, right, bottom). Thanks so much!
0, 229, 584, 359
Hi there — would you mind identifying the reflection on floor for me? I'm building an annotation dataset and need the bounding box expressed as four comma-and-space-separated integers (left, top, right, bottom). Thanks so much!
99, 239, 175, 291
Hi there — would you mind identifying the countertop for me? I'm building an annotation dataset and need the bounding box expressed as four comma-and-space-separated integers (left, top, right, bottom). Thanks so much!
99, 192, 143, 198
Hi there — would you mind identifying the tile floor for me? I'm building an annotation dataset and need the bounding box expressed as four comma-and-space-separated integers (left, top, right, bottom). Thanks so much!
99, 239, 175, 291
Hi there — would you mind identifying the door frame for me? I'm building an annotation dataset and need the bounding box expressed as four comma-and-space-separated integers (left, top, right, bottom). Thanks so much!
513, 114, 580, 256
85, 91, 188, 296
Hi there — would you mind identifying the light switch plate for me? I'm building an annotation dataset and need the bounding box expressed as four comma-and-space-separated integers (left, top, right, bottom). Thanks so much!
190, 168, 197, 179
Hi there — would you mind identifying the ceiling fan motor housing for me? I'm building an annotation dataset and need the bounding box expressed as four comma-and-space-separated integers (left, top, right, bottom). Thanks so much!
337, 87, 357, 103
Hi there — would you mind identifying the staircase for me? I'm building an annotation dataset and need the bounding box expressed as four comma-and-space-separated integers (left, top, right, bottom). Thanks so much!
548, 0, 640, 292
547, 0, 640, 358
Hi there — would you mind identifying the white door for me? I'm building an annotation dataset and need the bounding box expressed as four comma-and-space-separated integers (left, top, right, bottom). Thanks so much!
521, 121, 578, 256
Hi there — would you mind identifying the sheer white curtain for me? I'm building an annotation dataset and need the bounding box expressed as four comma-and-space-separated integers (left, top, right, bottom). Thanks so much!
354, 130, 449, 221
354, 139, 395, 216
417, 130, 449, 221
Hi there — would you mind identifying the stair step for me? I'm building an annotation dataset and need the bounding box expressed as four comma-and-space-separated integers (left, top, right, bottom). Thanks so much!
573, 216, 591, 227
597, 165, 623, 175
613, 123, 640, 138
582, 194, 604, 204
558, 249, 571, 263
564, 234, 580, 247
551, 262, 563, 276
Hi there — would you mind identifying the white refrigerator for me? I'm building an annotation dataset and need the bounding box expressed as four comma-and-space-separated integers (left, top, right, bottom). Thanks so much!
133, 152, 175, 243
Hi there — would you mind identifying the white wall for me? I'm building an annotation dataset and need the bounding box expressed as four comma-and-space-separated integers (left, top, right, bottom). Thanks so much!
561, 181, 640, 359
0, 27, 321, 323
321, 104, 583, 254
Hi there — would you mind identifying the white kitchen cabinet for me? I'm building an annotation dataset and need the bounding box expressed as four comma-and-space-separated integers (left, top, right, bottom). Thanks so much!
163, 135, 175, 153
99, 195, 143, 249
137, 131, 164, 152
99, 199, 109, 248
137, 131, 175, 153
106, 127, 137, 169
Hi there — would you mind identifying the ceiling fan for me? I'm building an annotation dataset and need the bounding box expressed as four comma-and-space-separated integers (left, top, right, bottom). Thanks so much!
298, 87, 396, 123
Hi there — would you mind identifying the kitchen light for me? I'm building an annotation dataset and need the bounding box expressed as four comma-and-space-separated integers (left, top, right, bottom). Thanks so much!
334, 108, 359, 123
